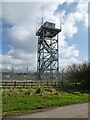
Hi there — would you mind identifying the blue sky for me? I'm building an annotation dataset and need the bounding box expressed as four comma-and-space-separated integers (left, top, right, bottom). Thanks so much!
56, 2, 78, 15
1, 1, 88, 70
57, 2, 88, 61
71, 22, 88, 61
2, 21, 12, 54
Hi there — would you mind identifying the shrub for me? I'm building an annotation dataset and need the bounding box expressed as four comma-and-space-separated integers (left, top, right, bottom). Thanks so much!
35, 87, 41, 94
66, 62, 89, 90
54, 92, 59, 95
24, 91, 30, 95
73, 92, 81, 96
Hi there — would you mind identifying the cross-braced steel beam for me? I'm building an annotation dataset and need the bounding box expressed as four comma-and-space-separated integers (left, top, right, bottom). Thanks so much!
36, 22, 61, 80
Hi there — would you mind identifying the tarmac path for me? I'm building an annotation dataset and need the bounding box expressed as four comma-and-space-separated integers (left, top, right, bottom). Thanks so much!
19, 102, 89, 118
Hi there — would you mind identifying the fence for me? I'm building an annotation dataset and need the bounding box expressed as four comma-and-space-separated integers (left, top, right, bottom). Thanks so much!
2, 67, 63, 81
1, 67, 87, 92
1, 81, 62, 87
0, 81, 85, 92
2, 72, 37, 81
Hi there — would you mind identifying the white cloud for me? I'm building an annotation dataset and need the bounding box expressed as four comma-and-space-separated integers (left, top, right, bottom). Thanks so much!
8, 26, 30, 42
60, 45, 79, 58
1, 0, 75, 3
60, 57, 82, 71
6, 17, 38, 53
76, 1, 88, 27
60, 1, 88, 39
62, 21, 78, 39
1, 1, 88, 71
89, 13, 90, 27
2, 53, 37, 71
0, 3, 2, 17
2, 2, 42, 24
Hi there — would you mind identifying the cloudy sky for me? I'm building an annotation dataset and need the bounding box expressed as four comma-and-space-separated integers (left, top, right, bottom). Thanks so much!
0, 0, 89, 72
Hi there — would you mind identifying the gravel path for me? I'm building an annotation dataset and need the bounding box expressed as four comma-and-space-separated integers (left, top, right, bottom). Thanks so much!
19, 102, 89, 118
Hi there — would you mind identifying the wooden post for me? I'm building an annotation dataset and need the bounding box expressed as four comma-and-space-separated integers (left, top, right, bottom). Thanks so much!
11, 66, 14, 83
14, 81, 16, 88
55, 82, 56, 87
5, 81, 7, 90
23, 82, 25, 88
81, 80, 82, 92
47, 81, 48, 87
62, 69, 64, 91
26, 67, 28, 83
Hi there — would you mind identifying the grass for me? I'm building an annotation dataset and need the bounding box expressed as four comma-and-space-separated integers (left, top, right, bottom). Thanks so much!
2, 89, 89, 117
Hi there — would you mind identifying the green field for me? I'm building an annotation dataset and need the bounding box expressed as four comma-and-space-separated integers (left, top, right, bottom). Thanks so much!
2, 87, 89, 117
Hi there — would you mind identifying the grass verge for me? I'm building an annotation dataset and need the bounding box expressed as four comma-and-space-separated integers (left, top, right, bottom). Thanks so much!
2, 90, 89, 117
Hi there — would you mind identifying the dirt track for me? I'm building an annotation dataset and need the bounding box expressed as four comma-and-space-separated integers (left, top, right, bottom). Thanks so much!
19, 102, 89, 118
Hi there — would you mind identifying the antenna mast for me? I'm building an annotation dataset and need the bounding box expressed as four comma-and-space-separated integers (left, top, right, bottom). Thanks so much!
42, 3, 44, 25
59, 12, 62, 30
36, 17, 37, 33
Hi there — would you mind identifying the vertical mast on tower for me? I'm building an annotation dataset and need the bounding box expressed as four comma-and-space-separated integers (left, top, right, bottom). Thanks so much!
36, 5, 61, 81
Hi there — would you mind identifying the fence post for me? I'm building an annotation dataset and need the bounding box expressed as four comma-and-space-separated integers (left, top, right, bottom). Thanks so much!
47, 81, 48, 87
58, 82, 60, 90
14, 81, 16, 88
81, 80, 82, 92
26, 67, 28, 82
55, 82, 56, 87
74, 81, 77, 91
23, 82, 25, 88
61, 81, 63, 91
31, 82, 33, 87
11, 66, 14, 83
5, 81, 7, 90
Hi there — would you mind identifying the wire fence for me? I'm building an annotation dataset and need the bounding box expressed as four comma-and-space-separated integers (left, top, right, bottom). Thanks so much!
1, 67, 88, 92
2, 67, 37, 82
2, 67, 63, 82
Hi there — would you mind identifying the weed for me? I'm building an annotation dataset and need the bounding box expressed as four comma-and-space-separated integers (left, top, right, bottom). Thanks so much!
73, 92, 81, 96
35, 87, 41, 94
54, 92, 59, 95
24, 91, 30, 95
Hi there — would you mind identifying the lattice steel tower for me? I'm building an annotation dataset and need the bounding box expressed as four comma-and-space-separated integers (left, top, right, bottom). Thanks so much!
36, 21, 61, 80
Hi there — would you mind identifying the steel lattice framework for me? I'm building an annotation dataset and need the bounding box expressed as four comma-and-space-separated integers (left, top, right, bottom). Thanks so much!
36, 22, 61, 80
